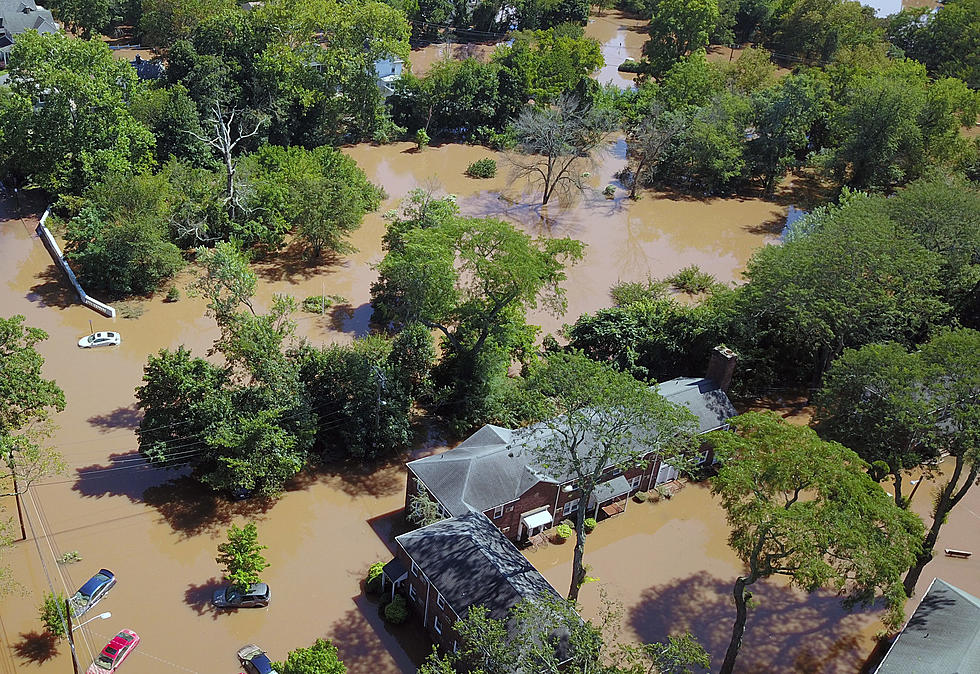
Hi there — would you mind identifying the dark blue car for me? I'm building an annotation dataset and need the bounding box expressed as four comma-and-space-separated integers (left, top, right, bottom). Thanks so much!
70, 569, 116, 617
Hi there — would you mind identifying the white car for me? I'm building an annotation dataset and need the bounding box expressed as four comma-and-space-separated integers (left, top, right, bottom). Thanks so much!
78, 331, 121, 348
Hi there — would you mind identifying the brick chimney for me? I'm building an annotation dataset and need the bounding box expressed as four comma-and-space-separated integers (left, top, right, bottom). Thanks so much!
706, 345, 737, 392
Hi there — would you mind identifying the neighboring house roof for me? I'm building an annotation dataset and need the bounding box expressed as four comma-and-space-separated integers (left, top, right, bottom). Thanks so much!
408, 377, 735, 516
396, 511, 561, 621
0, 0, 58, 57
130, 55, 165, 80
875, 578, 980, 673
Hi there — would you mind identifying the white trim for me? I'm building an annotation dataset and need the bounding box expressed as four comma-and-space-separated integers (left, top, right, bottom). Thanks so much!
493, 504, 504, 519
563, 498, 579, 516
433, 614, 442, 634
411, 561, 420, 576
436, 592, 445, 609
409, 583, 418, 601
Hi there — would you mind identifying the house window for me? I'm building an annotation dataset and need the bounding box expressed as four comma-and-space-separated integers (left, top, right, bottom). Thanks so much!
697, 449, 710, 465
453, 641, 458, 653
433, 614, 443, 634
493, 505, 504, 519
563, 498, 579, 516
630, 475, 642, 490
437, 592, 446, 609
411, 561, 420, 577
409, 583, 418, 602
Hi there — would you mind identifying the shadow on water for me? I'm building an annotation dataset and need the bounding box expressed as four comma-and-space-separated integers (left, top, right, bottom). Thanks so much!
317, 458, 406, 498
184, 577, 225, 618
630, 573, 876, 673
27, 264, 76, 310
72, 451, 175, 501
367, 508, 413, 556
13, 631, 60, 664
329, 302, 373, 337
328, 596, 431, 674
87, 404, 142, 432
140, 477, 275, 539
253, 239, 343, 284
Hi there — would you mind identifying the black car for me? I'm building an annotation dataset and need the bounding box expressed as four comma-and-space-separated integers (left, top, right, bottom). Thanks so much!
212, 583, 271, 609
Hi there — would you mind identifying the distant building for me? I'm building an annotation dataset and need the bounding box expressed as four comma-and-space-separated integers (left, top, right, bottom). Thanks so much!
374, 55, 403, 98
875, 578, 980, 673
130, 54, 165, 80
0, 0, 58, 67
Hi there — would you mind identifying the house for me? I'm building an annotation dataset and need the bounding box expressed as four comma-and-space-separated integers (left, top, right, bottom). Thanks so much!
381, 511, 566, 656
406, 346, 738, 542
875, 578, 980, 673
0, 0, 58, 67
130, 54, 165, 80
374, 55, 403, 97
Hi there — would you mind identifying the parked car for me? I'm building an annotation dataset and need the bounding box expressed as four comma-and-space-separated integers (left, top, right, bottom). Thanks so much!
86, 629, 139, 673
69, 569, 116, 617
78, 332, 121, 348
212, 583, 271, 609
237, 644, 279, 674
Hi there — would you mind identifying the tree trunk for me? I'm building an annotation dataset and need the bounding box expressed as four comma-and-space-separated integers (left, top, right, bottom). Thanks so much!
892, 470, 904, 509
903, 456, 977, 596
568, 495, 589, 601
720, 575, 752, 674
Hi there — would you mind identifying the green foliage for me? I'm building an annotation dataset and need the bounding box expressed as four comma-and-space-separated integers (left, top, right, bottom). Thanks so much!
39, 592, 67, 638
139, 0, 238, 49
0, 33, 155, 194
274, 638, 346, 674
554, 523, 573, 540
415, 128, 430, 150
633, 490, 648, 503
888, 0, 980, 88
216, 522, 269, 591
709, 412, 924, 672
407, 480, 447, 527
769, 0, 883, 63
0, 316, 65, 438
57, 551, 82, 565
643, 0, 719, 77
383, 594, 409, 624
667, 265, 716, 294
466, 158, 498, 178
365, 562, 384, 594
301, 295, 346, 313
48, 0, 113, 37
583, 517, 596, 533
614, 631, 711, 674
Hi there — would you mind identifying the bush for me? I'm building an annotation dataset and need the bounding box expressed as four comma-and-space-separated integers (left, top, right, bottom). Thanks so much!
466, 158, 497, 178
384, 594, 409, 624
603, 184, 616, 198
668, 265, 717, 294
633, 490, 648, 503
302, 295, 347, 313
609, 277, 669, 306
415, 129, 430, 150
584, 517, 597, 533
618, 59, 642, 73
165, 285, 180, 302
365, 562, 384, 594
554, 523, 573, 541
57, 551, 82, 564
657, 484, 673, 500
39, 592, 68, 637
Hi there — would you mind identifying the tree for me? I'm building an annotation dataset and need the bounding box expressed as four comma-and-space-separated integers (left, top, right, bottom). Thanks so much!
625, 104, 687, 199
216, 522, 269, 591
612, 632, 710, 674
48, 0, 112, 37
195, 241, 258, 318
708, 412, 924, 674
39, 592, 68, 638
509, 96, 615, 206
887, 0, 980, 89
643, 0, 719, 78
515, 352, 698, 601
139, 0, 237, 48
275, 638, 346, 674
901, 328, 980, 595
0, 33, 155, 194
768, 0, 882, 63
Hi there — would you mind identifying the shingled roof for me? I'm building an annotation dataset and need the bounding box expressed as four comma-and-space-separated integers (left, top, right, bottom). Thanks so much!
396, 511, 561, 620
876, 578, 980, 673
0, 0, 58, 59
408, 377, 735, 516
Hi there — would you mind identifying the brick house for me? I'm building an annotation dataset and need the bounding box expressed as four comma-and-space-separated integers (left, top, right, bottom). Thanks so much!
381, 511, 566, 656
405, 346, 738, 542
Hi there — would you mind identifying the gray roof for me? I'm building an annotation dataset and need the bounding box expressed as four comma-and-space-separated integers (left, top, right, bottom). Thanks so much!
656, 377, 737, 433
876, 578, 980, 673
0, 0, 58, 56
593, 474, 630, 503
396, 512, 561, 620
408, 378, 734, 516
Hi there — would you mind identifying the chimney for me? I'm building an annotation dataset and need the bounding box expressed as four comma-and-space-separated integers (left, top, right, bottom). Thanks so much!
706, 345, 737, 392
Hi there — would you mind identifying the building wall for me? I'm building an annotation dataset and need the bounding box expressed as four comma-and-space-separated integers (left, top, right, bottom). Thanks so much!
396, 544, 462, 653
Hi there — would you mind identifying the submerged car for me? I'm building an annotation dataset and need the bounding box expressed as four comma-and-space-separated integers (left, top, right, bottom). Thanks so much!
70, 569, 116, 617
213, 583, 271, 609
237, 644, 279, 674
78, 332, 121, 348
86, 629, 140, 673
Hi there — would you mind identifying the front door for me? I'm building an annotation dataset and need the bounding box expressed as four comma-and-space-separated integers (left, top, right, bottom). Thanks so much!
656, 461, 679, 485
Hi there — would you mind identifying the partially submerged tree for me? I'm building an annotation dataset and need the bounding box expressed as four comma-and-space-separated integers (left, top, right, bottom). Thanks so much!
625, 104, 687, 199
708, 412, 924, 674
509, 96, 615, 206
274, 638, 346, 674
516, 352, 698, 601
216, 522, 269, 591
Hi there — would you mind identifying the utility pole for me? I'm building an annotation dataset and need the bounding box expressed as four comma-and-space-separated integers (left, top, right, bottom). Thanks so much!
65, 599, 79, 674
12, 471, 25, 540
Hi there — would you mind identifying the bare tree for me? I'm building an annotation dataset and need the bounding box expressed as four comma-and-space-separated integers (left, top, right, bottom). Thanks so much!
509, 96, 615, 206
187, 102, 265, 218
626, 104, 687, 199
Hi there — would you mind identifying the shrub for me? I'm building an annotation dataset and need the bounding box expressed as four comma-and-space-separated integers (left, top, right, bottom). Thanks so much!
633, 491, 648, 503
584, 517, 597, 533
609, 277, 669, 306
39, 592, 68, 637
302, 295, 346, 313
165, 285, 180, 302
57, 551, 82, 564
657, 484, 673, 500
415, 128, 430, 150
466, 158, 497, 178
667, 265, 717, 294
365, 562, 384, 594
603, 184, 615, 198
384, 594, 409, 624
554, 523, 573, 541
618, 59, 642, 73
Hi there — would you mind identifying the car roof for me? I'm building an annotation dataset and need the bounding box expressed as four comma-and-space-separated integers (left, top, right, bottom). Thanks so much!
78, 569, 113, 595
251, 654, 275, 673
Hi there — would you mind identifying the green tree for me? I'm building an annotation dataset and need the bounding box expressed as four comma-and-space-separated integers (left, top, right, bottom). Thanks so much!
625, 104, 688, 198
887, 0, 980, 89
708, 412, 924, 674
612, 632, 710, 674
39, 592, 68, 638
494, 27, 604, 105
0, 317, 65, 438
195, 241, 258, 318
509, 95, 615, 205
643, 0, 719, 78
768, 0, 882, 62
407, 479, 446, 527
49, 0, 113, 37
515, 352, 698, 601
0, 33, 155, 194
275, 638, 346, 674
139, 0, 237, 48
216, 522, 269, 591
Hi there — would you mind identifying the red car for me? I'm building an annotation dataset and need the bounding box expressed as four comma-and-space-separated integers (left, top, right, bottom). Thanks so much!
86, 629, 140, 673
